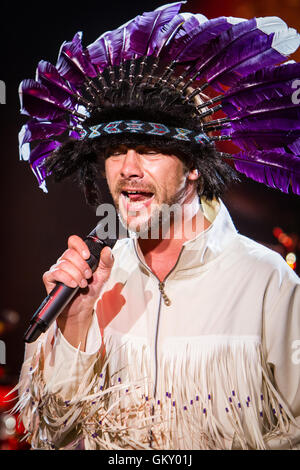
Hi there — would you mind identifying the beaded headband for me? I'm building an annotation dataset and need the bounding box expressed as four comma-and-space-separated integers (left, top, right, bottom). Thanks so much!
18, 2, 300, 195
79, 120, 211, 144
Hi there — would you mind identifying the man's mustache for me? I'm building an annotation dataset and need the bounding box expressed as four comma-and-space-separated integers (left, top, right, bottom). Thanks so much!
114, 181, 157, 195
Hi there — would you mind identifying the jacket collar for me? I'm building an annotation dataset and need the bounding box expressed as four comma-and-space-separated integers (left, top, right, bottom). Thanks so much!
131, 198, 238, 274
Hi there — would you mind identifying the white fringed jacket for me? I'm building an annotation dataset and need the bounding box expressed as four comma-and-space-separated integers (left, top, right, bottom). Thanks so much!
16, 199, 300, 450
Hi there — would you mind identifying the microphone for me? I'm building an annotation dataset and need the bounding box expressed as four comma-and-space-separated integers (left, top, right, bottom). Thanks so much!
24, 222, 117, 343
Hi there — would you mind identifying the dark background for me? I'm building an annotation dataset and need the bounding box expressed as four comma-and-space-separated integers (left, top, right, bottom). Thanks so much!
0, 0, 299, 387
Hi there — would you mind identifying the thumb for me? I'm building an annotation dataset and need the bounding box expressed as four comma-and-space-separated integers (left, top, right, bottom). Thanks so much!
91, 246, 114, 288
97, 246, 114, 271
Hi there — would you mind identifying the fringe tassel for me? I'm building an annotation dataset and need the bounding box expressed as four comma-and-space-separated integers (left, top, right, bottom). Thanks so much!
12, 335, 298, 450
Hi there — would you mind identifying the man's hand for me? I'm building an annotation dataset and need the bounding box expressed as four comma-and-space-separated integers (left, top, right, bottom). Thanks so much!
42, 235, 114, 349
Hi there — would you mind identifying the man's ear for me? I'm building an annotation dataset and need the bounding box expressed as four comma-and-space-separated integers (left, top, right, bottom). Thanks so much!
187, 168, 200, 181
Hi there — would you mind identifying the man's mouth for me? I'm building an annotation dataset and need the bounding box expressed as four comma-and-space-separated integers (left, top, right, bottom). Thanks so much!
120, 189, 155, 211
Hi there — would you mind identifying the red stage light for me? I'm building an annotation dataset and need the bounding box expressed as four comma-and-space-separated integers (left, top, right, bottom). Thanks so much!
273, 227, 283, 238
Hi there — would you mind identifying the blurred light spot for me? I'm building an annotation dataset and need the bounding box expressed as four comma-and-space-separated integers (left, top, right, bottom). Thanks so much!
286, 252, 297, 270
4, 415, 16, 435
273, 227, 283, 238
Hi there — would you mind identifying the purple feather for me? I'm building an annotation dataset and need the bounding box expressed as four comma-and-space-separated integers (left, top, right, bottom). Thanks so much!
19, 79, 74, 120
37, 61, 75, 96
68, 116, 82, 140
87, 21, 138, 69
29, 141, 61, 190
104, 20, 141, 66
226, 62, 300, 96
231, 114, 300, 132
31, 155, 49, 189
240, 94, 300, 113
107, 26, 134, 66
189, 17, 298, 91
211, 24, 299, 91
205, 31, 285, 89
127, 2, 184, 57
229, 130, 300, 152
226, 96, 300, 133
289, 139, 300, 155
36, 61, 79, 110
86, 33, 112, 71
56, 32, 97, 86
231, 150, 300, 195
223, 62, 300, 115
169, 13, 208, 42
183, 18, 257, 72
151, 13, 191, 58
223, 82, 296, 117
87, 2, 185, 70
29, 140, 60, 165
20, 118, 68, 144
153, 13, 209, 59
165, 16, 235, 64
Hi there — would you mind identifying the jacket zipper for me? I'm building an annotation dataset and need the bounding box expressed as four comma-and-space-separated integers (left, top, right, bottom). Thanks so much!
133, 242, 185, 447
158, 281, 171, 306
133, 242, 185, 399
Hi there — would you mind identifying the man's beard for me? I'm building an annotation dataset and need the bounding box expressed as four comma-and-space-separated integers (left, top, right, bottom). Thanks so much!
118, 204, 165, 238
116, 183, 189, 239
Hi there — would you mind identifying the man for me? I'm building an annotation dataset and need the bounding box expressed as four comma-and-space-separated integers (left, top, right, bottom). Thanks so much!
46, 144, 209, 349
16, 4, 300, 450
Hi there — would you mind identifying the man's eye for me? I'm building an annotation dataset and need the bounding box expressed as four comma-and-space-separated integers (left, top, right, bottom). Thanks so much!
143, 150, 159, 156
109, 151, 123, 157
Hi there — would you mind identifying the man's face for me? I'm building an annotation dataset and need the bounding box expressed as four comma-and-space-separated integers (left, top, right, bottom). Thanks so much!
104, 145, 199, 236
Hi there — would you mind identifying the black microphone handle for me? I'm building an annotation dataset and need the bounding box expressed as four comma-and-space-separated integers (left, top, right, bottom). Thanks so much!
23, 283, 80, 343
24, 226, 115, 343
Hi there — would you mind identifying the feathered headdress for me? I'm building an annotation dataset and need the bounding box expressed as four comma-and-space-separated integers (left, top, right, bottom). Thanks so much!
18, 1, 300, 197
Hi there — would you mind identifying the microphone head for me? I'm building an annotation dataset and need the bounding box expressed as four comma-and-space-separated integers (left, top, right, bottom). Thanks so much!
87, 216, 126, 249
85, 218, 120, 269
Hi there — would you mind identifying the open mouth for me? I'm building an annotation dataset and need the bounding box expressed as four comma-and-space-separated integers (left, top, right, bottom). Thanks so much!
120, 190, 155, 210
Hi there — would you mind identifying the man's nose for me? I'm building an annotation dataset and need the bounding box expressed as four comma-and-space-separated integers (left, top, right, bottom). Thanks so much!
120, 149, 144, 179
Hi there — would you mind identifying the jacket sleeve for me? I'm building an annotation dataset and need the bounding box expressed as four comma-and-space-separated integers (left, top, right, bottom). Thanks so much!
16, 313, 103, 449
262, 262, 300, 449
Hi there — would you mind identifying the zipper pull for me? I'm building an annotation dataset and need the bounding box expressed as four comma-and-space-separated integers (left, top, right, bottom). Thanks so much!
158, 281, 171, 306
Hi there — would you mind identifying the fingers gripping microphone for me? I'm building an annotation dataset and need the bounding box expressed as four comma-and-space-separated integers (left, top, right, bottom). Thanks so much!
24, 223, 117, 343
